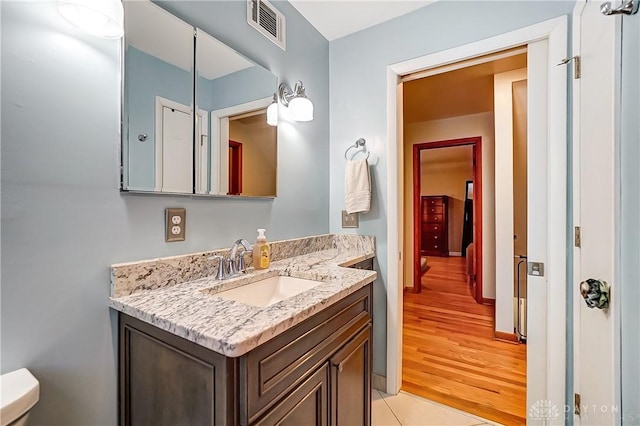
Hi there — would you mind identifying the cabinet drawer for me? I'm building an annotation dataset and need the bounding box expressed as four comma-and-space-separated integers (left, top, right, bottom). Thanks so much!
422, 232, 444, 245
241, 285, 372, 424
423, 198, 443, 207
423, 206, 443, 215
424, 224, 443, 233
422, 241, 443, 252
425, 213, 443, 223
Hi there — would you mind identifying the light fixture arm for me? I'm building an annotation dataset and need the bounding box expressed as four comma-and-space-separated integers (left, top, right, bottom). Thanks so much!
278, 81, 307, 107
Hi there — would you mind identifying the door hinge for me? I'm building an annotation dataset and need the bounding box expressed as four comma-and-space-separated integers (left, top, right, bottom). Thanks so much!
399, 251, 402, 261
575, 226, 581, 248
558, 55, 581, 79
574, 393, 581, 415
527, 262, 545, 277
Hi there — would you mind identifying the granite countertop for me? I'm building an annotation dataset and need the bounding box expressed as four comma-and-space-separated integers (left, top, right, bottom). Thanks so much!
109, 246, 376, 357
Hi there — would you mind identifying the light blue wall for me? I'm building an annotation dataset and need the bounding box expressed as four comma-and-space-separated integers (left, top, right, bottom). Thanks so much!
207, 65, 276, 111
328, 1, 574, 377
620, 12, 640, 424
125, 46, 192, 189
0, 1, 329, 424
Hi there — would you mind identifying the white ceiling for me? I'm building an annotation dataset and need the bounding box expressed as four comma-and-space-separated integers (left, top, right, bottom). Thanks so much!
125, 1, 253, 81
125, 1, 193, 72
289, 0, 437, 41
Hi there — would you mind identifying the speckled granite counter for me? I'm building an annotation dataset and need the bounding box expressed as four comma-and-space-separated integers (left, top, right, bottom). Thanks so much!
109, 234, 376, 357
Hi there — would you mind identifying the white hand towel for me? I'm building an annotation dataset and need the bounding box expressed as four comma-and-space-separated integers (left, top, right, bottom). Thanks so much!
345, 158, 371, 214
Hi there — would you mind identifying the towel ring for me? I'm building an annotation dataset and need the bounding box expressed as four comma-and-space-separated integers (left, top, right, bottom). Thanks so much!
344, 138, 370, 160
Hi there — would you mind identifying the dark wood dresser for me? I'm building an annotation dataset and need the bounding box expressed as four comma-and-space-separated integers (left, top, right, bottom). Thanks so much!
421, 195, 449, 257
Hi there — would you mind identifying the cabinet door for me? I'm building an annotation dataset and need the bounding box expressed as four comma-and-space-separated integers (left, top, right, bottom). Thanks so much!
120, 314, 235, 426
330, 324, 372, 426
253, 364, 328, 426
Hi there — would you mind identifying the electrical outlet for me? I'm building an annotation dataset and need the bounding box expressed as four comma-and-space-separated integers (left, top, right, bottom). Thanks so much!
342, 210, 359, 228
166, 208, 186, 242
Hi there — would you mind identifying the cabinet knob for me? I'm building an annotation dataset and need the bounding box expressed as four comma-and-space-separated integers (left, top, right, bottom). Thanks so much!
434, 245, 438, 249
434, 236, 438, 239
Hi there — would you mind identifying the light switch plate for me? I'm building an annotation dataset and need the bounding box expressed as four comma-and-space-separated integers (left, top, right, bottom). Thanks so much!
342, 210, 359, 228
166, 208, 186, 242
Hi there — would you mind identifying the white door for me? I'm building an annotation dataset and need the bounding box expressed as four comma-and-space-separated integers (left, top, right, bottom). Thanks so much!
157, 103, 193, 193
573, 1, 621, 424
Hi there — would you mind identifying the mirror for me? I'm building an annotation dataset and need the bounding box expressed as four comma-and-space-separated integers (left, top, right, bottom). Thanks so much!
195, 29, 277, 197
122, 1, 194, 193
121, 1, 278, 197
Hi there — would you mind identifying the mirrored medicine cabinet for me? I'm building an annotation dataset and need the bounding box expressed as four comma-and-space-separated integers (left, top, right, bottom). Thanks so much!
121, 1, 278, 198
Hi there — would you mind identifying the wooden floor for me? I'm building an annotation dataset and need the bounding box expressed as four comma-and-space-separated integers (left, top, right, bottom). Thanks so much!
402, 256, 527, 425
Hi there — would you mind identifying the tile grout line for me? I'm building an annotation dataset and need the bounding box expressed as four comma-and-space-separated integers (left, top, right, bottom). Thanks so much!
378, 390, 404, 426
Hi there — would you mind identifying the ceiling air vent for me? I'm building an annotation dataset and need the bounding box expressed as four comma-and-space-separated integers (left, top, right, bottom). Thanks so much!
247, 0, 286, 50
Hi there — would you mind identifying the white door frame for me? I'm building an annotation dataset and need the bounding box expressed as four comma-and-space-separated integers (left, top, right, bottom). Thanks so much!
386, 16, 568, 416
210, 97, 272, 195
195, 108, 209, 194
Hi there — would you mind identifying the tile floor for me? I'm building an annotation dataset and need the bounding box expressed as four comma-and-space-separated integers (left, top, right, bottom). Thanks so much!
372, 390, 502, 426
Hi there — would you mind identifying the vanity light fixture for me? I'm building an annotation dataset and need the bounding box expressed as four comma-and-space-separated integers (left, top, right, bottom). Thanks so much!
57, 0, 124, 39
266, 93, 278, 126
278, 81, 314, 122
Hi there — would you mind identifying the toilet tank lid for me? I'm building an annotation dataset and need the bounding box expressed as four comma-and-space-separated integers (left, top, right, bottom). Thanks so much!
1, 368, 39, 426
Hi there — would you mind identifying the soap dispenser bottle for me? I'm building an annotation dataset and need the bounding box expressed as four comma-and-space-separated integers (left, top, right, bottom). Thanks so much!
253, 229, 271, 270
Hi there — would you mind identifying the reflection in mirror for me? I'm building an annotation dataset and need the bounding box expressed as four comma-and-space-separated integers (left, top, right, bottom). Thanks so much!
227, 111, 277, 196
122, 1, 194, 193
195, 28, 278, 197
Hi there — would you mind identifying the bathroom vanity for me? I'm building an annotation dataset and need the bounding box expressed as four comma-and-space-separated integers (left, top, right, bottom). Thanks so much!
110, 235, 376, 426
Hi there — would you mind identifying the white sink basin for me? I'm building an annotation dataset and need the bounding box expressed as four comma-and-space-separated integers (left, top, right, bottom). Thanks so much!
214, 275, 322, 307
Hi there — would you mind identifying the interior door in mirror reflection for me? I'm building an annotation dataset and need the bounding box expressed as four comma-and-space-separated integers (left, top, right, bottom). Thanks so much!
156, 99, 193, 193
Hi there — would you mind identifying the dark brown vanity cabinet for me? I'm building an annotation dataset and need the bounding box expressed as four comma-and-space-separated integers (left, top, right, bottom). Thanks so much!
119, 283, 372, 426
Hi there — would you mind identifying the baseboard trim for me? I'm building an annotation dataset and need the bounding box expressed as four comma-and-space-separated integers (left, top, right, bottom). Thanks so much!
372, 373, 386, 391
449, 251, 462, 256
482, 298, 495, 306
494, 330, 519, 343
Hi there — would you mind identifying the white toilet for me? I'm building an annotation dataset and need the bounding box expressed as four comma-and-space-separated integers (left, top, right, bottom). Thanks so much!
0, 369, 39, 426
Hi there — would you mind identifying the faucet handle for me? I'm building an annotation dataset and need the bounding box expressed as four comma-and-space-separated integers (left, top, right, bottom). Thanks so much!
226, 256, 236, 276
207, 255, 225, 280
235, 249, 249, 273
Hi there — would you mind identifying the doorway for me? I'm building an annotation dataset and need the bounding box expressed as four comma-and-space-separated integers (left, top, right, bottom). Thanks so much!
228, 140, 243, 195
386, 16, 569, 423
401, 54, 529, 422
411, 138, 482, 305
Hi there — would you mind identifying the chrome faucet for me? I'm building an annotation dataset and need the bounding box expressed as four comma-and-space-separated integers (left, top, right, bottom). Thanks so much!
229, 239, 253, 275
209, 239, 253, 280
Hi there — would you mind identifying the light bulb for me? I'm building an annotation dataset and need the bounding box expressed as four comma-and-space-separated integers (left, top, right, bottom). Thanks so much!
266, 101, 278, 126
289, 97, 313, 122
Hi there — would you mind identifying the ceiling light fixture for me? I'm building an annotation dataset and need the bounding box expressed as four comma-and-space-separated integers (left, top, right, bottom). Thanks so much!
57, 0, 124, 39
278, 81, 314, 122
